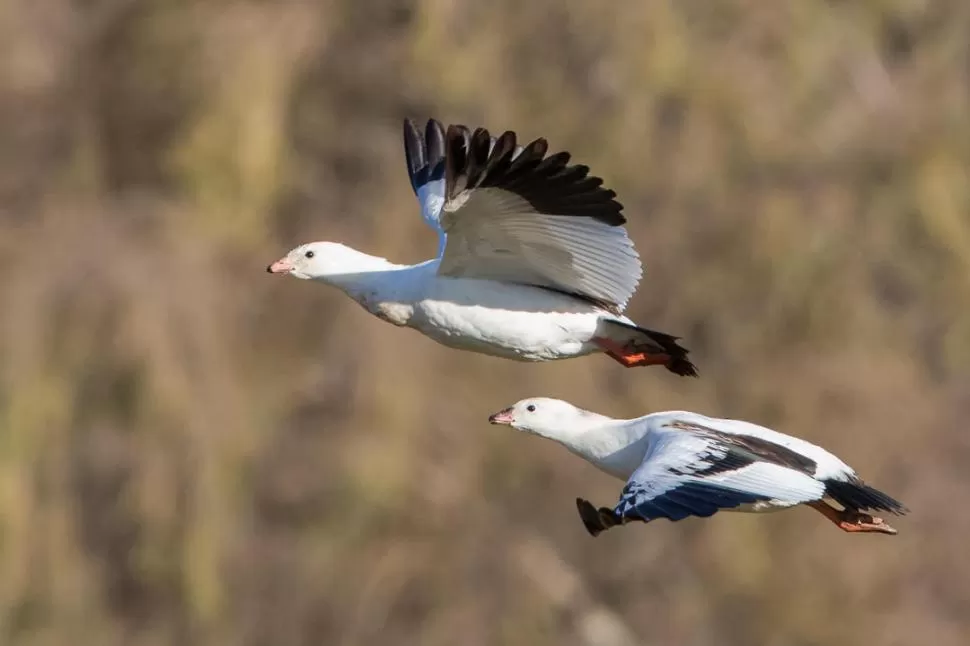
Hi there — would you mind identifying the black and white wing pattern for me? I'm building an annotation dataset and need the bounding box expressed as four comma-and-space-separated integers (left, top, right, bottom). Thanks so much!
402, 118, 642, 312
613, 419, 826, 523
403, 118, 449, 255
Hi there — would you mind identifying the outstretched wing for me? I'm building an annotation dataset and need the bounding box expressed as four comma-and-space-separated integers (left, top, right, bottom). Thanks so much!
403, 118, 449, 255
614, 420, 825, 523
403, 118, 642, 312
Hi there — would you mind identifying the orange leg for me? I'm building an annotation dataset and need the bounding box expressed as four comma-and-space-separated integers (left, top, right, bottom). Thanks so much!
809, 501, 898, 535
592, 337, 670, 368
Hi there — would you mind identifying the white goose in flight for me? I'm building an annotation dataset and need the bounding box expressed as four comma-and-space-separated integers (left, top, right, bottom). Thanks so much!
268, 119, 696, 376
488, 398, 907, 535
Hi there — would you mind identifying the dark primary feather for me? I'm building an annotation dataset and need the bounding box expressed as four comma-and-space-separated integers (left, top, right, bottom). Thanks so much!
426, 120, 445, 172
406, 119, 626, 226
576, 498, 622, 537
664, 420, 818, 476
403, 119, 425, 191
406, 117, 641, 310
403, 118, 446, 193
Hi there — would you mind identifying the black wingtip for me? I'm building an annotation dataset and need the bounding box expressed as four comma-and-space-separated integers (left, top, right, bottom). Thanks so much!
402, 118, 425, 191
426, 120, 626, 227
425, 118, 445, 171
576, 498, 624, 537
576, 498, 605, 537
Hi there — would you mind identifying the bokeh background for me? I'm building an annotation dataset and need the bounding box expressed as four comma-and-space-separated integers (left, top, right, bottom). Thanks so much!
2, 1, 970, 644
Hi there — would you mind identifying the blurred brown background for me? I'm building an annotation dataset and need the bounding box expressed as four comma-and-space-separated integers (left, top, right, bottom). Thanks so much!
2, 1, 969, 644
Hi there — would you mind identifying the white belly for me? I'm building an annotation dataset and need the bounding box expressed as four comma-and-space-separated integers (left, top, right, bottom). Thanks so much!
407, 278, 607, 361
734, 499, 803, 514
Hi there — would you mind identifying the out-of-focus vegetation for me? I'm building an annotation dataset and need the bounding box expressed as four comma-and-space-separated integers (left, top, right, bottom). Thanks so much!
1, 1, 969, 644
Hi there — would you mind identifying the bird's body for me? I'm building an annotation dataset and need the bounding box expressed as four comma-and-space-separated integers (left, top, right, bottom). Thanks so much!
535, 409, 850, 513
268, 118, 696, 376
404, 279, 607, 362
294, 244, 659, 362
488, 398, 907, 535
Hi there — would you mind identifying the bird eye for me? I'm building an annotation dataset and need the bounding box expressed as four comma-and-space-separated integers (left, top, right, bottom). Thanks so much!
526, 404, 536, 412
304, 250, 315, 259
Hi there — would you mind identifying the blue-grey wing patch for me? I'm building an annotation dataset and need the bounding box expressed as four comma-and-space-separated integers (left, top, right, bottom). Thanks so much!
610, 418, 826, 524
615, 480, 771, 522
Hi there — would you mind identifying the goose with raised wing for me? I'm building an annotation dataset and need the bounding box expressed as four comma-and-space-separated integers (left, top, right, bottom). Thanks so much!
267, 119, 696, 376
488, 398, 907, 535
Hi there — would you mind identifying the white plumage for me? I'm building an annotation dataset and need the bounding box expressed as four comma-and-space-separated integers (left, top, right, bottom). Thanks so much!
487, 398, 907, 536
267, 118, 694, 376
438, 208, 642, 311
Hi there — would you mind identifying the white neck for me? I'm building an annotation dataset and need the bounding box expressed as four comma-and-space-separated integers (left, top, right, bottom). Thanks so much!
535, 414, 651, 480
301, 244, 432, 328
528, 411, 614, 456
310, 247, 408, 300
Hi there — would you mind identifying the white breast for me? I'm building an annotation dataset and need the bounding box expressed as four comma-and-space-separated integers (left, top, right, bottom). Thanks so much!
407, 277, 606, 361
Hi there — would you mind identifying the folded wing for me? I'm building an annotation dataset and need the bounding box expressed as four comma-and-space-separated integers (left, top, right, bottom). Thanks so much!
614, 420, 825, 523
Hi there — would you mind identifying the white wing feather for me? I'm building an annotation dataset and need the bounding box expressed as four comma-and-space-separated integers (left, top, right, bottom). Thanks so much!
437, 189, 642, 310
637, 432, 823, 503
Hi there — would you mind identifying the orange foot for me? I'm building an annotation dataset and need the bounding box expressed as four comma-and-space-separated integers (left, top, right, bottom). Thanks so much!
809, 501, 898, 535
592, 337, 670, 368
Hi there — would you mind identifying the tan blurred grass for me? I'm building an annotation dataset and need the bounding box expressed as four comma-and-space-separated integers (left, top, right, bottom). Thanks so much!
1, 0, 970, 645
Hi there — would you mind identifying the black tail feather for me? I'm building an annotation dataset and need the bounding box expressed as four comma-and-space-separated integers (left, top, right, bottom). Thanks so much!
824, 479, 908, 516
598, 319, 698, 377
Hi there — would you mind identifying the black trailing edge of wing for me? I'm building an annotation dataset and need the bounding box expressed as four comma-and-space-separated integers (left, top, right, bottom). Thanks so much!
618, 480, 771, 523
404, 118, 626, 226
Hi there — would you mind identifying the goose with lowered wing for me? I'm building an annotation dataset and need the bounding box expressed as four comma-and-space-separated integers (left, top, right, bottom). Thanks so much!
488, 397, 907, 536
